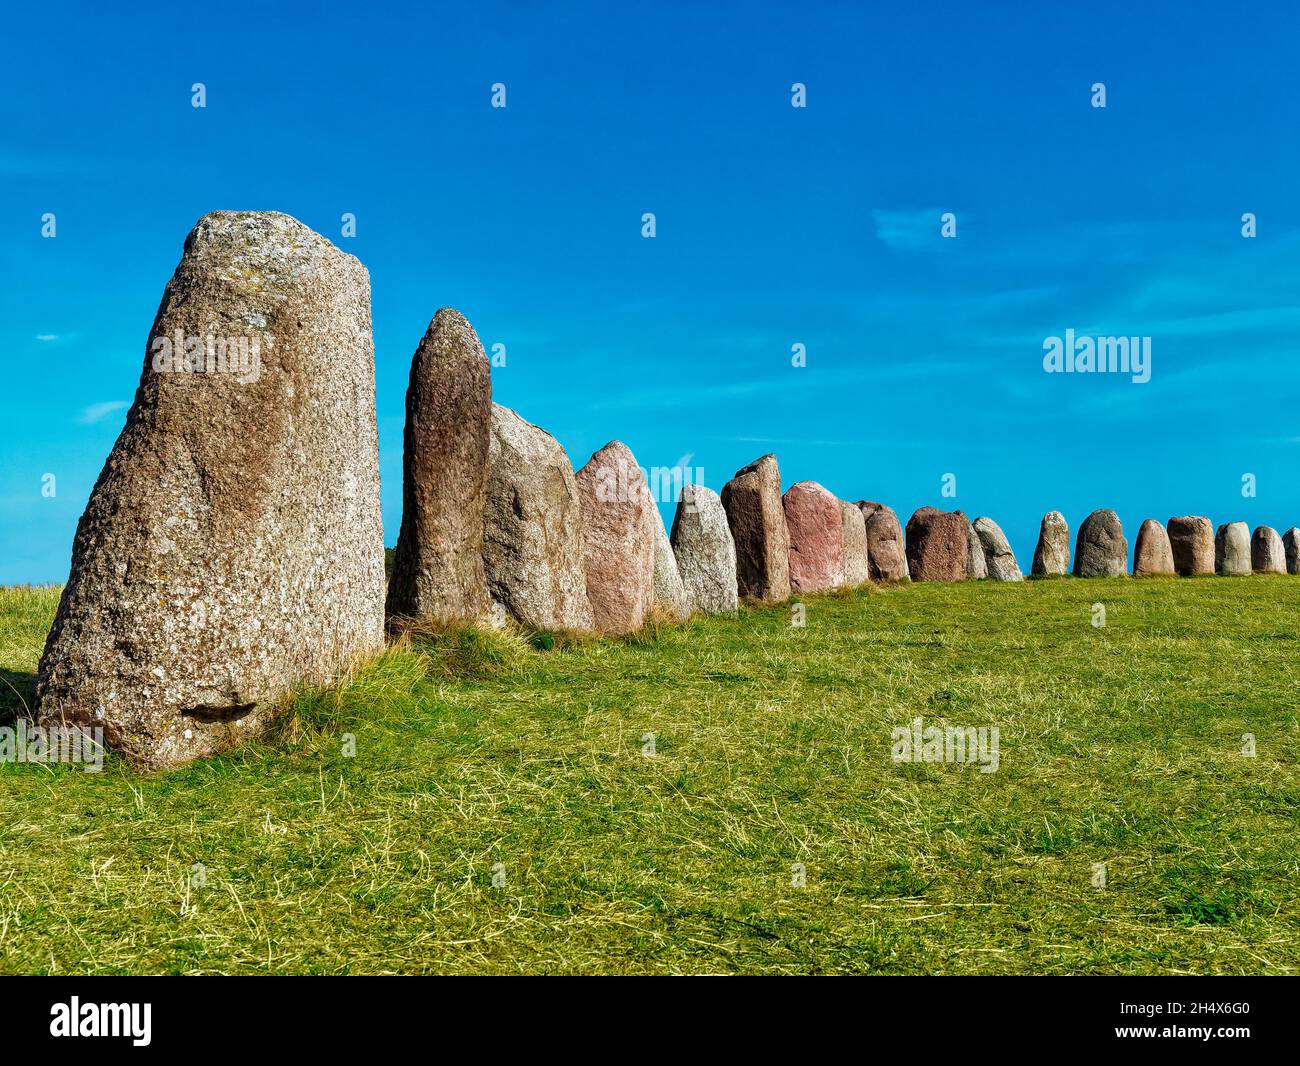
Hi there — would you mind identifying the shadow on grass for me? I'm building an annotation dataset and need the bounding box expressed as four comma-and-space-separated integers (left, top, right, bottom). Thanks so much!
0, 668, 36, 727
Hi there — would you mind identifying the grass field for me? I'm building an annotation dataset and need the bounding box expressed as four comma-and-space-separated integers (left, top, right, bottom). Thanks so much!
1, 577, 1297, 975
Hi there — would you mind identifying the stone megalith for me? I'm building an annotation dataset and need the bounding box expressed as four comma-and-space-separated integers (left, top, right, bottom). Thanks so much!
963, 514, 988, 579
905, 507, 969, 582
973, 517, 1023, 581
1031, 511, 1070, 577
482, 404, 593, 632
1215, 522, 1251, 576
649, 506, 690, 621
575, 441, 656, 633
720, 454, 791, 602
858, 502, 909, 581
1167, 516, 1215, 576
839, 500, 870, 587
386, 308, 491, 623
670, 484, 738, 614
1073, 509, 1128, 577
1133, 519, 1175, 576
1251, 526, 1286, 574
783, 481, 845, 594
1284, 528, 1300, 575
35, 211, 385, 770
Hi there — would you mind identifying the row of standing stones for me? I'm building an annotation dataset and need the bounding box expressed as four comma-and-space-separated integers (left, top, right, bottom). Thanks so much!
30, 213, 1300, 771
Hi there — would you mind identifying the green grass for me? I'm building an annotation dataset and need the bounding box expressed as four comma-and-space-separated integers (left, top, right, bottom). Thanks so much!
1, 577, 1297, 974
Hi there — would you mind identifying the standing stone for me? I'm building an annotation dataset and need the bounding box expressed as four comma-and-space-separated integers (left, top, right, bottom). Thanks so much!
482, 404, 593, 631
905, 507, 969, 582
721, 454, 791, 602
839, 500, 870, 587
35, 211, 385, 770
783, 481, 845, 594
858, 502, 909, 581
649, 506, 690, 620
670, 484, 738, 614
964, 514, 988, 579
386, 308, 491, 623
1215, 522, 1251, 576
1167, 516, 1215, 576
1284, 528, 1300, 575
1251, 525, 1286, 574
575, 441, 656, 634
973, 517, 1023, 581
1031, 511, 1070, 577
1073, 509, 1128, 577
1133, 519, 1175, 576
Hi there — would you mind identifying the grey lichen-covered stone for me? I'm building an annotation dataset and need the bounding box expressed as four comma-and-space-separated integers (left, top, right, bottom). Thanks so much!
839, 500, 870, 587
649, 505, 690, 621
858, 502, 909, 581
670, 484, 738, 614
1250, 525, 1286, 574
482, 404, 593, 632
1284, 528, 1300, 575
1133, 519, 1175, 576
1215, 522, 1251, 576
721, 454, 791, 603
386, 308, 491, 623
964, 514, 988, 580
1031, 511, 1070, 577
973, 516, 1023, 581
36, 211, 385, 770
575, 440, 656, 634
1073, 509, 1127, 577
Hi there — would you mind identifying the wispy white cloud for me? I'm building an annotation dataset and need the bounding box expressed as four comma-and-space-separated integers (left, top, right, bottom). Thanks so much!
871, 208, 950, 252
79, 400, 129, 425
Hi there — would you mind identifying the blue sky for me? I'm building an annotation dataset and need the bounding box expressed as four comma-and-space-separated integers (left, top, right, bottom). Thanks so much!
4, 0, 1300, 583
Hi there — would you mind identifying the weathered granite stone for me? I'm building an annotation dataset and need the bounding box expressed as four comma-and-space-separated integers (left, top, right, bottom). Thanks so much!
1215, 521, 1251, 576
839, 500, 870, 587
1167, 516, 1214, 576
650, 506, 690, 620
783, 481, 844, 594
575, 440, 656, 633
721, 454, 791, 602
858, 502, 909, 581
386, 308, 491, 622
973, 516, 1023, 581
1251, 525, 1286, 574
905, 507, 969, 582
1031, 511, 1070, 577
36, 211, 385, 770
482, 404, 593, 632
670, 484, 738, 614
1284, 528, 1300, 575
964, 514, 988, 579
1073, 509, 1128, 577
1133, 519, 1175, 576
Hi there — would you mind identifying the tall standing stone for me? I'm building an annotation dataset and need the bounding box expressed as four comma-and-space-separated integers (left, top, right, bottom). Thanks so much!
386, 308, 491, 623
36, 211, 385, 770
905, 507, 969, 582
1031, 511, 1070, 577
963, 514, 988, 579
575, 441, 656, 634
721, 454, 791, 602
1215, 522, 1251, 576
1167, 516, 1215, 576
1251, 526, 1286, 574
1073, 509, 1128, 577
1133, 519, 1175, 576
839, 500, 870, 587
649, 506, 690, 620
1284, 528, 1300, 575
670, 484, 738, 614
482, 404, 593, 632
858, 502, 909, 581
973, 517, 1023, 581
783, 481, 845, 594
